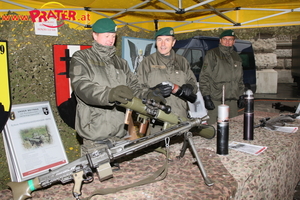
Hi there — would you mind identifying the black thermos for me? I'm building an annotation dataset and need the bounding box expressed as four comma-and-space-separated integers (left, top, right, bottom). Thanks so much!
243, 89, 254, 140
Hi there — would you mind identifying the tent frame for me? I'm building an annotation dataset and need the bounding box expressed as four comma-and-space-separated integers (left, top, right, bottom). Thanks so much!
1, 0, 300, 32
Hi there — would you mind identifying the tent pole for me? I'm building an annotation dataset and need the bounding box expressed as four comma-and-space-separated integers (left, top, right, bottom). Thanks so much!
154, 19, 158, 32
242, 10, 290, 25
197, 0, 239, 26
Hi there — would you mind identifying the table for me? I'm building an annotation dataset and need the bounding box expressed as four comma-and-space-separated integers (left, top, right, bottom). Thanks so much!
1, 111, 299, 200
197, 111, 300, 200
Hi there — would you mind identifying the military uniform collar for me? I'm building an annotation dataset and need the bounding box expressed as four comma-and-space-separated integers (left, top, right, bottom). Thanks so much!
219, 44, 234, 54
156, 49, 176, 66
92, 41, 116, 58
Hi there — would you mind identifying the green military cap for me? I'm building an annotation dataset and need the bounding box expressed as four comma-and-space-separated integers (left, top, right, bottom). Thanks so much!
219, 29, 235, 38
92, 18, 117, 33
155, 27, 174, 38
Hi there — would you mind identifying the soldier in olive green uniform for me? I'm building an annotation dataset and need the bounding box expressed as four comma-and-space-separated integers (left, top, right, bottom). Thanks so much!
137, 27, 198, 133
199, 30, 245, 124
69, 18, 164, 155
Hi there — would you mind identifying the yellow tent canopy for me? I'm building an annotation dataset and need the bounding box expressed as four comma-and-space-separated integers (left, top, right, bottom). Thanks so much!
0, 0, 300, 33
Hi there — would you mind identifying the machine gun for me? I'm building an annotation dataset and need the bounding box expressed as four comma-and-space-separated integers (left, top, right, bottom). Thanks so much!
8, 97, 215, 200
254, 115, 295, 130
24, 137, 44, 147
23, 132, 47, 147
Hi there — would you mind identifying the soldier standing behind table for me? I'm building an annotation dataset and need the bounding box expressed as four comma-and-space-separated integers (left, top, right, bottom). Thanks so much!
136, 27, 198, 134
199, 30, 245, 124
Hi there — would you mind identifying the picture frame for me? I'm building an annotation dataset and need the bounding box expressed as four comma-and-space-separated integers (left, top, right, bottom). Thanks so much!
122, 36, 156, 73
3, 101, 68, 182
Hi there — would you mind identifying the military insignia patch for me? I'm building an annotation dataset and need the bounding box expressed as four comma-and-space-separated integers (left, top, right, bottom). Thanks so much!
151, 65, 166, 69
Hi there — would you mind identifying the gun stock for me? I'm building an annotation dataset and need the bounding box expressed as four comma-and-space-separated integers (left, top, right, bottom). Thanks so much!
7, 177, 41, 200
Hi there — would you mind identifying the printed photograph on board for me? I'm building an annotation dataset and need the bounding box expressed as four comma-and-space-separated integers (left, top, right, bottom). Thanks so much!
122, 36, 156, 73
21, 125, 52, 149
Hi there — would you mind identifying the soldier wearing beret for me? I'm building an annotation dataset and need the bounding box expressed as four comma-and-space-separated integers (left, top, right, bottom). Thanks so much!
199, 29, 245, 124
69, 18, 164, 155
137, 27, 198, 134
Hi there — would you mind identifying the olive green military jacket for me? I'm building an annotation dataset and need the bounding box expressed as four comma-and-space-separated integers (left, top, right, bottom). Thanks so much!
137, 49, 198, 118
69, 41, 143, 141
199, 44, 245, 101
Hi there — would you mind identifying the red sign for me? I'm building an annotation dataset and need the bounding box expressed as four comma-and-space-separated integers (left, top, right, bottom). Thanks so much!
53, 44, 91, 106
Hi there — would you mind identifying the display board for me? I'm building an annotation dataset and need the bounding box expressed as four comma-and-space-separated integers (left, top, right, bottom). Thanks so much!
3, 101, 68, 182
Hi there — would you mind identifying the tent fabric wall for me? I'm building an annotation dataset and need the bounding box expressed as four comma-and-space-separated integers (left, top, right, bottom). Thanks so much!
0, 0, 299, 33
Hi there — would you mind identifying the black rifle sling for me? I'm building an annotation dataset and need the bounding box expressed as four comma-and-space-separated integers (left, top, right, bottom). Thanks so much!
82, 154, 169, 199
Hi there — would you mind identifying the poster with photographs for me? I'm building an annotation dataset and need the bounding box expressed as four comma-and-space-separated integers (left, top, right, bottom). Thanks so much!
3, 101, 68, 182
122, 36, 156, 73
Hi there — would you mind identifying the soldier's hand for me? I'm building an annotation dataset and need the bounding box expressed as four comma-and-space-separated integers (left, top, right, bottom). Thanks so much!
181, 84, 194, 96
147, 88, 166, 104
109, 85, 133, 104
237, 95, 245, 109
203, 95, 215, 110
151, 83, 172, 97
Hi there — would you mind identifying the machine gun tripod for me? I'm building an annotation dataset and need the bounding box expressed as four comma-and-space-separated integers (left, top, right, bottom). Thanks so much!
177, 131, 214, 186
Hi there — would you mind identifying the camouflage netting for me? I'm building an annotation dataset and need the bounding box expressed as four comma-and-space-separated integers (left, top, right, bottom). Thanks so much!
0, 12, 300, 191
0, 16, 156, 191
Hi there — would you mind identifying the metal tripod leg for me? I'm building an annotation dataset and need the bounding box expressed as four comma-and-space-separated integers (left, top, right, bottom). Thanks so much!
185, 131, 214, 186
177, 135, 189, 158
